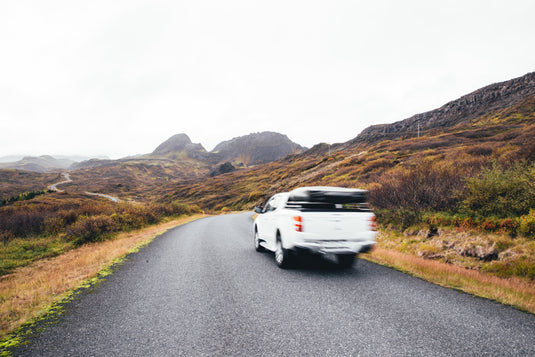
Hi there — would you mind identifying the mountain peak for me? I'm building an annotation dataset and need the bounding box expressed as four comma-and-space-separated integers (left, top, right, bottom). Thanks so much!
152, 134, 193, 155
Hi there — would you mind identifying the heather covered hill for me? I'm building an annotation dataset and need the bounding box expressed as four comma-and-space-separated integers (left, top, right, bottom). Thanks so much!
159, 76, 535, 281
2, 71, 535, 284
163, 72, 535, 212
55, 131, 306, 201
349, 72, 535, 145
0, 170, 60, 201
66, 159, 211, 202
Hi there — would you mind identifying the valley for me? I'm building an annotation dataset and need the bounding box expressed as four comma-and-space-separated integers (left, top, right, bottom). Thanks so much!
1, 72, 535, 345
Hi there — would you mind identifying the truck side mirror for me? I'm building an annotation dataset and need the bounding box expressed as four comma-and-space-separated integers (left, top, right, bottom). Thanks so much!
254, 206, 263, 214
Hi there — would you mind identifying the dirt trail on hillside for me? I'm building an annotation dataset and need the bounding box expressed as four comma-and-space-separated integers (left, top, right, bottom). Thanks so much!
49, 172, 119, 202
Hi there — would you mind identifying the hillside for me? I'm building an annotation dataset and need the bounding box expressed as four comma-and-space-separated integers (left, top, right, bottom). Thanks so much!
56, 131, 305, 201
349, 72, 535, 145
2, 71, 535, 286
65, 158, 210, 201
162, 72, 535, 210
0, 170, 60, 201
155, 84, 535, 285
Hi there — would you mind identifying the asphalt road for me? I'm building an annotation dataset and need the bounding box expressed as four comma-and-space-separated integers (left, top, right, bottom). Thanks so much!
10, 213, 535, 356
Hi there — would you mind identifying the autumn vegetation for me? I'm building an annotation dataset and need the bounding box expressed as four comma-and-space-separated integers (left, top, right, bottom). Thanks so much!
159, 95, 535, 283
2, 97, 535, 283
0, 192, 200, 275
0, 90, 534, 343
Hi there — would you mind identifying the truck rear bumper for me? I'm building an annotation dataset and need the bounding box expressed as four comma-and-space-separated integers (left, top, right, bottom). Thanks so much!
292, 240, 376, 255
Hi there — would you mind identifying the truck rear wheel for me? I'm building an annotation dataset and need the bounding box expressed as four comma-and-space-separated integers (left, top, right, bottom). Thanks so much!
275, 238, 293, 268
336, 254, 356, 269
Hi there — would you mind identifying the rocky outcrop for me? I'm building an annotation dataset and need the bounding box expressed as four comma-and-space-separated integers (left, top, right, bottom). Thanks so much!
209, 162, 236, 177
351, 72, 535, 144
149, 133, 217, 162
152, 134, 195, 155
211, 132, 306, 165
147, 131, 305, 167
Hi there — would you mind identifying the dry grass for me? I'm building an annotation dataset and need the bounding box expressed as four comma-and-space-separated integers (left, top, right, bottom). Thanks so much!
363, 247, 535, 314
0, 214, 204, 340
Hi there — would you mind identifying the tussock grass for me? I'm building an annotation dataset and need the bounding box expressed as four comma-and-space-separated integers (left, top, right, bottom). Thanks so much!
0, 214, 204, 341
364, 247, 535, 314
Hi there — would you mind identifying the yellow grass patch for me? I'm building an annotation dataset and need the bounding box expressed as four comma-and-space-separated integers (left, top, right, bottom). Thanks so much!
0, 214, 204, 341
364, 247, 535, 314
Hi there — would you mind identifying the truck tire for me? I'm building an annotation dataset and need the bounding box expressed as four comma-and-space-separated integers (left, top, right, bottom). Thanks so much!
254, 230, 265, 252
336, 254, 356, 269
275, 236, 293, 268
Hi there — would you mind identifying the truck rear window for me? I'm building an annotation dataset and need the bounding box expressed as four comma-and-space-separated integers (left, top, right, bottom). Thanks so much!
286, 190, 370, 211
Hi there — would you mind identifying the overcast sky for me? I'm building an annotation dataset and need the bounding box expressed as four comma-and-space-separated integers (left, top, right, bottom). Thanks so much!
1, 0, 534, 159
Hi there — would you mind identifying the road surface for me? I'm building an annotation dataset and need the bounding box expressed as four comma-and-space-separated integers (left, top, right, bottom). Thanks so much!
48, 173, 72, 192
84, 191, 120, 203
8, 213, 535, 356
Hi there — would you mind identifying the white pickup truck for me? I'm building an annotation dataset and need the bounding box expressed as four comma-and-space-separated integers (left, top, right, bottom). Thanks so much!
253, 186, 377, 269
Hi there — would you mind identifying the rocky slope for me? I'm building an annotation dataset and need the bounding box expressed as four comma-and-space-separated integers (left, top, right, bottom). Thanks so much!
149, 131, 305, 166
211, 131, 306, 165
149, 133, 215, 162
350, 72, 535, 145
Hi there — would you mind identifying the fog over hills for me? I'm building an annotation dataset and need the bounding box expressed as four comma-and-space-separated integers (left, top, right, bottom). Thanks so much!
0, 156, 74, 173
0, 155, 110, 173
3, 71, 534, 174
60, 131, 307, 173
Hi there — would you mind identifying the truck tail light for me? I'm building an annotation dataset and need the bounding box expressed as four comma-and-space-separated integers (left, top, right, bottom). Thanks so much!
370, 215, 377, 231
294, 216, 303, 232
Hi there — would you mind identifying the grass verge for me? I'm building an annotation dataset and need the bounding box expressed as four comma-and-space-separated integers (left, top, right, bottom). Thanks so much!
363, 247, 535, 314
0, 214, 204, 347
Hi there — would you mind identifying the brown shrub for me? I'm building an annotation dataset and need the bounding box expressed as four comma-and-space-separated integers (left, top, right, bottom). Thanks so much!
360, 158, 396, 175
369, 161, 466, 211
0, 231, 14, 246
42, 216, 65, 236
465, 144, 496, 157
67, 215, 118, 244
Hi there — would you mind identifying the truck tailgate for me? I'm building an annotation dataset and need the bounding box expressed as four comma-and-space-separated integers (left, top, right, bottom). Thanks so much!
300, 211, 374, 241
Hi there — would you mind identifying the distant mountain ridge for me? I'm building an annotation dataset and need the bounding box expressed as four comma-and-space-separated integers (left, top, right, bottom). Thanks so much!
0, 155, 109, 172
0, 155, 74, 173
2, 132, 305, 173
5, 71, 534, 174
351, 72, 535, 145
148, 131, 305, 166
69, 131, 305, 173
212, 132, 306, 165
